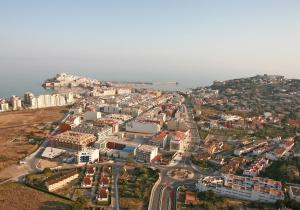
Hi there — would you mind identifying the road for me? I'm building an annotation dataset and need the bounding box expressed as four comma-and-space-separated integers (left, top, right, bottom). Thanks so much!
111, 166, 120, 210
148, 96, 203, 210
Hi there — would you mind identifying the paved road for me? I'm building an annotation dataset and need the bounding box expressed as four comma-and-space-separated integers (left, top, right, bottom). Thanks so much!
148, 96, 203, 210
111, 166, 120, 210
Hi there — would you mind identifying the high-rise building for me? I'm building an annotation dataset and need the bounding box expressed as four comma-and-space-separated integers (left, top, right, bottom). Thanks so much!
25, 93, 72, 109
9, 95, 22, 110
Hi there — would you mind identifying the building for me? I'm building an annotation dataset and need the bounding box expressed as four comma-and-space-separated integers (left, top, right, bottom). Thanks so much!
0, 99, 9, 111
150, 131, 169, 149
45, 170, 78, 192
125, 120, 161, 134
99, 176, 110, 187
167, 118, 189, 131
234, 140, 268, 156
117, 88, 131, 95
266, 138, 294, 160
288, 185, 300, 202
94, 119, 120, 133
97, 187, 109, 201
103, 104, 122, 114
243, 157, 269, 177
10, 95, 22, 110
169, 130, 190, 152
81, 175, 93, 188
77, 148, 99, 164
59, 116, 81, 133
25, 92, 74, 109
72, 123, 112, 140
135, 144, 158, 163
83, 111, 101, 121
196, 174, 284, 203
53, 131, 97, 151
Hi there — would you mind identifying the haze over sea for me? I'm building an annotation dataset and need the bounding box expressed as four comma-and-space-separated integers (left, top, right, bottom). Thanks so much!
0, 70, 211, 98
0, 69, 299, 99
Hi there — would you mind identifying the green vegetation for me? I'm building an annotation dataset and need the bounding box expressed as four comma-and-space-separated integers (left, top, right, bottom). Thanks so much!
191, 155, 209, 168
194, 190, 277, 210
72, 196, 88, 210
25, 167, 55, 188
253, 124, 299, 138
118, 166, 159, 209
261, 157, 300, 183
26, 168, 79, 189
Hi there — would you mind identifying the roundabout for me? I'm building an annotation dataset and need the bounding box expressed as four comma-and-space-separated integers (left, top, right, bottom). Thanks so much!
167, 168, 194, 180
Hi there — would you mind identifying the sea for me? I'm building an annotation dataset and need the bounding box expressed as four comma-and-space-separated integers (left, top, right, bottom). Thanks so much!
0, 70, 213, 99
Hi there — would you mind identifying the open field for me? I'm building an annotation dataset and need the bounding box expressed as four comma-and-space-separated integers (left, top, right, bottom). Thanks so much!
0, 107, 66, 172
0, 182, 72, 210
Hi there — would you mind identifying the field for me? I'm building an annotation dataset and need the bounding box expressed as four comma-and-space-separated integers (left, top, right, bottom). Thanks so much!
0, 107, 66, 173
0, 182, 72, 210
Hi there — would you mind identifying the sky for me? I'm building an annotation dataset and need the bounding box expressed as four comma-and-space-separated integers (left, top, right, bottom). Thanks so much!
0, 0, 299, 95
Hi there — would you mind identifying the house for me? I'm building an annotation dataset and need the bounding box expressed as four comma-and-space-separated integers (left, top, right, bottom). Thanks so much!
101, 166, 111, 176
86, 166, 96, 176
97, 187, 109, 201
185, 191, 198, 205
81, 176, 93, 188
99, 176, 110, 187
289, 185, 300, 202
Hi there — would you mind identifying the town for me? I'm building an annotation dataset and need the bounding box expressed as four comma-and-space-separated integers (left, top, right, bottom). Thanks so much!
0, 73, 300, 210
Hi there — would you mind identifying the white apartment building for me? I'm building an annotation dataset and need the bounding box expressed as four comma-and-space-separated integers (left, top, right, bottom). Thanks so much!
125, 120, 161, 134
83, 111, 101, 121
0, 99, 9, 111
196, 174, 284, 203
103, 104, 122, 114
10, 95, 22, 110
26, 92, 70, 108
77, 148, 99, 165
117, 88, 131, 95
169, 130, 190, 152
135, 144, 158, 163
243, 157, 269, 177
266, 138, 294, 160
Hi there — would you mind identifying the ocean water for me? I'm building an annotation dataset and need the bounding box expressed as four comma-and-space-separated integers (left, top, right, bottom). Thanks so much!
0, 70, 210, 99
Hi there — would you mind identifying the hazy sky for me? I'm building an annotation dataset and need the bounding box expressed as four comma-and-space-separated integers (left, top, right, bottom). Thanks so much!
0, 0, 299, 92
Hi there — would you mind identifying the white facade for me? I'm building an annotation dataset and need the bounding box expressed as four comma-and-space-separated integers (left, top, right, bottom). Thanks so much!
167, 119, 189, 131
125, 120, 161, 134
28, 93, 69, 108
289, 185, 300, 202
0, 102, 9, 111
10, 95, 22, 110
196, 175, 284, 203
117, 88, 131, 95
83, 111, 101, 121
46, 172, 79, 192
77, 148, 99, 164
103, 105, 122, 114
135, 144, 158, 162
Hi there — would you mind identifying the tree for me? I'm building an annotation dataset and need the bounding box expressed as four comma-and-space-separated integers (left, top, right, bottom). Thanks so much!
72, 196, 88, 210
42, 168, 52, 177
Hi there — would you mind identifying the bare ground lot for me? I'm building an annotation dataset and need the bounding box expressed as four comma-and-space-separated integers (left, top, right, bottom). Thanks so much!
0, 107, 66, 172
0, 182, 72, 210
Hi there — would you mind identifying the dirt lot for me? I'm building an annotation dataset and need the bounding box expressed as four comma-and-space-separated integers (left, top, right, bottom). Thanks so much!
0, 107, 66, 172
0, 182, 72, 210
